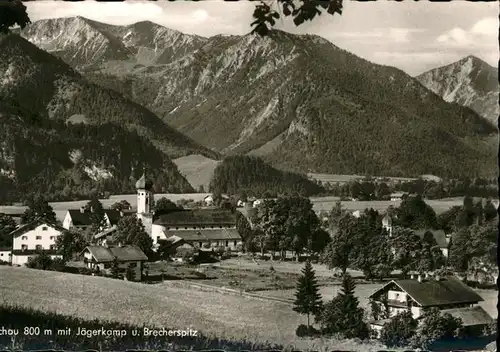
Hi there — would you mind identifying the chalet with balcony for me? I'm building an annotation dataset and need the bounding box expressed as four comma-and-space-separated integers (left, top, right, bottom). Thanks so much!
80, 245, 148, 281
368, 273, 493, 337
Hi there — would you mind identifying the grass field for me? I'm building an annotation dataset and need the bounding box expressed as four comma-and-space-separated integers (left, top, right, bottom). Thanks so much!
310, 196, 466, 214
307, 173, 417, 184
146, 261, 340, 292
0, 266, 392, 351
173, 154, 221, 191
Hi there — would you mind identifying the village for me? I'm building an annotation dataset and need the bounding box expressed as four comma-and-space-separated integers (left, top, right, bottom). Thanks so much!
0, 170, 497, 351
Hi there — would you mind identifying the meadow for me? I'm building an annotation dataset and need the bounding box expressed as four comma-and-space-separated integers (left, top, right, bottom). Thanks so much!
0, 266, 392, 351
173, 154, 221, 191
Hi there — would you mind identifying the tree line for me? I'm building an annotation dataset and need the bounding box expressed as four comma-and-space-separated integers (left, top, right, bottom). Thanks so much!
209, 155, 325, 198
315, 177, 497, 200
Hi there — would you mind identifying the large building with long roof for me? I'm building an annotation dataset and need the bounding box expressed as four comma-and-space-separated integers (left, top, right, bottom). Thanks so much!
134, 171, 242, 251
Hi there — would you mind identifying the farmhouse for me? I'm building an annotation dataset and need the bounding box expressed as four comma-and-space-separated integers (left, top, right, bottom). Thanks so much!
368, 273, 492, 337
80, 245, 148, 281
152, 210, 242, 250
413, 229, 451, 257
390, 192, 407, 201
62, 207, 122, 232
9, 218, 65, 266
133, 171, 242, 251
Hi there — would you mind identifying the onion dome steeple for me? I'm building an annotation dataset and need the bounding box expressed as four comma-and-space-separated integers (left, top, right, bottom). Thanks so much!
135, 167, 153, 190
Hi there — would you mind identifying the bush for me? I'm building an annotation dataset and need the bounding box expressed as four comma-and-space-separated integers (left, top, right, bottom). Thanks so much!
380, 311, 417, 347
295, 324, 319, 337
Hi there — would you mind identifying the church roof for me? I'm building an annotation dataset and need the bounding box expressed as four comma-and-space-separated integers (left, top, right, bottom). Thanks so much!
135, 173, 153, 190
153, 209, 237, 226
166, 228, 241, 242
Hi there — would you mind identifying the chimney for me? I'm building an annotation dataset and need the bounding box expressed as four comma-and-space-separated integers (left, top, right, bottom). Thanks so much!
417, 274, 423, 283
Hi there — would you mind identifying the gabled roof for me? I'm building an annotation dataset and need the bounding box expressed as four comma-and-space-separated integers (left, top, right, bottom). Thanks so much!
82, 245, 148, 262
9, 219, 66, 238
439, 306, 493, 327
414, 229, 448, 248
166, 228, 241, 242
153, 209, 237, 226
94, 225, 118, 240
369, 276, 484, 307
67, 209, 121, 226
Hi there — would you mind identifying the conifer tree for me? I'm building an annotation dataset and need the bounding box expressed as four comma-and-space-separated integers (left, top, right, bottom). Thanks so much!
110, 257, 121, 279
293, 261, 323, 328
319, 273, 369, 338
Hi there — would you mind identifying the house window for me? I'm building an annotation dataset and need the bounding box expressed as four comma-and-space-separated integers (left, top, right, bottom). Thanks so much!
193, 226, 197, 229
104, 263, 111, 269
50, 245, 55, 250
42, 226, 48, 231
0, 253, 3, 256
199, 242, 202, 247
50, 236, 55, 240
21, 236, 27, 240
156, 236, 160, 241
167, 227, 170, 230
36, 236, 42, 240
129, 262, 137, 268
185, 227, 188, 229
35, 245, 42, 250
21, 245, 27, 250
234, 241, 237, 246
225, 241, 229, 246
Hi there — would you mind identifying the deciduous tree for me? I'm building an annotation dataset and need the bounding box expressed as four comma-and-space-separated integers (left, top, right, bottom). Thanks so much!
21, 196, 57, 224
0, 0, 31, 34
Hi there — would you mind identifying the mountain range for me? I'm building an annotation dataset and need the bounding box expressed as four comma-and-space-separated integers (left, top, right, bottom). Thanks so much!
417, 55, 499, 124
6, 16, 499, 181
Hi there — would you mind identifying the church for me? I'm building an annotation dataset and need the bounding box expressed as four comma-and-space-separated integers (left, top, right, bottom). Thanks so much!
134, 172, 243, 251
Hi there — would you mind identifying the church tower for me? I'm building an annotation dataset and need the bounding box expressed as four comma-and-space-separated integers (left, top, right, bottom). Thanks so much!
136, 168, 154, 215
135, 168, 154, 236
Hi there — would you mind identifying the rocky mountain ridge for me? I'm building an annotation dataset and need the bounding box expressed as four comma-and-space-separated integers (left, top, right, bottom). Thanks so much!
416, 55, 499, 124
16, 17, 499, 178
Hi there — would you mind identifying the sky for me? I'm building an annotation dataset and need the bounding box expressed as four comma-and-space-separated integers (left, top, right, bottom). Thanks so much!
25, 0, 499, 76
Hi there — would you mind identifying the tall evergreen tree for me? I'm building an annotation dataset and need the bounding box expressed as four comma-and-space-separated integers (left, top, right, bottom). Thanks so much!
110, 257, 121, 279
293, 261, 323, 328
318, 273, 368, 339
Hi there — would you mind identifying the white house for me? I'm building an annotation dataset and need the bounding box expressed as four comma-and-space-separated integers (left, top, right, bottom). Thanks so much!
236, 200, 246, 207
0, 247, 12, 263
10, 219, 65, 266
62, 207, 122, 232
204, 195, 214, 206
252, 199, 262, 208
382, 214, 393, 237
